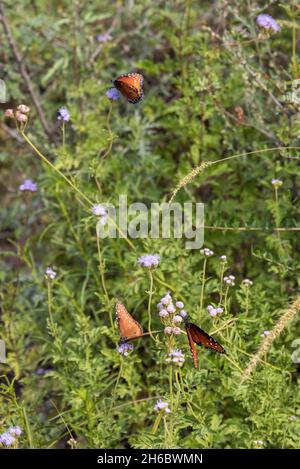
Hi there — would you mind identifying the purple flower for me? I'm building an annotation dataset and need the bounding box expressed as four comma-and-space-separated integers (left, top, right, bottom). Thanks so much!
173, 315, 183, 324
168, 349, 185, 365
242, 278, 253, 287
92, 204, 106, 217
45, 267, 57, 280
117, 342, 134, 356
154, 399, 171, 413
8, 426, 22, 437
106, 88, 121, 101
200, 247, 214, 257
176, 301, 184, 309
172, 327, 181, 335
224, 275, 235, 286
19, 179, 37, 192
261, 330, 270, 337
96, 33, 112, 43
164, 326, 173, 335
180, 310, 187, 318
138, 254, 160, 269
0, 432, 15, 446
92, 204, 107, 225
57, 107, 70, 122
167, 304, 176, 314
271, 178, 283, 188
256, 14, 281, 32
159, 309, 168, 318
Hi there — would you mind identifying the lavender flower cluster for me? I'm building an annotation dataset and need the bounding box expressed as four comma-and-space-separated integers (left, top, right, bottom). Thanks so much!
157, 292, 187, 335
0, 426, 22, 447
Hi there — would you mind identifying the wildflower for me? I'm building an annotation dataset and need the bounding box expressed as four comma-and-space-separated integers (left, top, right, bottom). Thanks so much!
154, 400, 171, 413
17, 104, 30, 113
179, 310, 187, 318
164, 326, 173, 335
159, 309, 168, 318
242, 278, 253, 287
271, 178, 283, 188
288, 416, 297, 422
172, 327, 182, 335
117, 342, 134, 356
92, 204, 107, 225
4, 109, 14, 118
207, 305, 218, 317
224, 275, 235, 286
138, 254, 160, 268
8, 426, 22, 437
200, 247, 214, 257
256, 14, 281, 33
57, 107, 70, 122
260, 330, 270, 337
168, 349, 185, 365
96, 33, 112, 43
255, 439, 264, 446
0, 432, 15, 447
173, 315, 183, 324
166, 304, 176, 314
176, 301, 184, 309
15, 111, 28, 123
45, 267, 57, 280
19, 179, 37, 192
220, 255, 227, 262
106, 88, 121, 101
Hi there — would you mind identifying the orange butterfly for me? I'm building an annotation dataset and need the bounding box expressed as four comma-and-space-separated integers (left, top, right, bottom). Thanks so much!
115, 301, 150, 343
185, 320, 226, 368
113, 73, 144, 104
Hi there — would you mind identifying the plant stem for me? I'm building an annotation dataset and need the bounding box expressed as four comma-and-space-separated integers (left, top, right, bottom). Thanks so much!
147, 270, 155, 339
199, 258, 207, 315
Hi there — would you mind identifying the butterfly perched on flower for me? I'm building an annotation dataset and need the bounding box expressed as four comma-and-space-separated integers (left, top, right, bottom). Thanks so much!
185, 320, 226, 368
113, 72, 144, 104
115, 301, 149, 343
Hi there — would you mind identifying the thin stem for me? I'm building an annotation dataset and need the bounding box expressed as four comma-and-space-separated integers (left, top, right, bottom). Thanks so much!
147, 270, 155, 339
199, 258, 207, 315
47, 281, 54, 327
62, 122, 65, 147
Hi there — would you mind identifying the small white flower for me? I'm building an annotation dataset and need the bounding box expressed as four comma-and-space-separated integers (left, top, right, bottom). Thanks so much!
173, 315, 183, 324
45, 267, 57, 280
271, 178, 283, 188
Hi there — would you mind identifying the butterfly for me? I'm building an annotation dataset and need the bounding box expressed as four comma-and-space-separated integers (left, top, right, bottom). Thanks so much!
113, 73, 144, 104
185, 320, 226, 368
115, 301, 150, 343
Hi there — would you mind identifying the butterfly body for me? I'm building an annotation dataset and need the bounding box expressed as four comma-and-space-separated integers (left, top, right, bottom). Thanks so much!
185, 321, 226, 368
113, 73, 144, 104
115, 301, 149, 343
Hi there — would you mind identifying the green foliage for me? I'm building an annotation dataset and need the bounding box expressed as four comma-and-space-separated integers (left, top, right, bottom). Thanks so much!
1, 0, 300, 449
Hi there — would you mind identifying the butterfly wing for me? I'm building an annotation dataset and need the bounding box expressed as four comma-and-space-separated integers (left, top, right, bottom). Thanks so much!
185, 324, 198, 368
187, 322, 226, 354
115, 302, 144, 342
113, 73, 144, 103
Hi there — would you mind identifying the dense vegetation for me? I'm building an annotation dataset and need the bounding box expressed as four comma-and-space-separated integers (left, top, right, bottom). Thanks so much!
1, 0, 300, 449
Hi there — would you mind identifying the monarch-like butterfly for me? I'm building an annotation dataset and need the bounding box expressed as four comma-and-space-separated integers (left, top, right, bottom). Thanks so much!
113, 73, 144, 104
185, 320, 226, 368
115, 301, 150, 343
